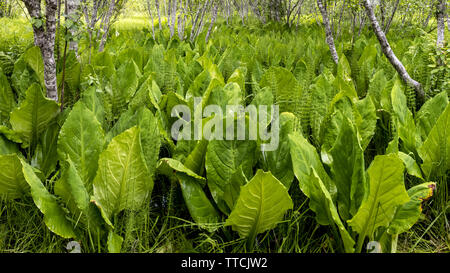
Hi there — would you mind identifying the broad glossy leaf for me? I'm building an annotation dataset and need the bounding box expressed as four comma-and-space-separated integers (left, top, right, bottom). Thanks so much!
348, 154, 409, 241
328, 117, 366, 221
418, 103, 450, 179
225, 170, 293, 247
308, 170, 355, 253
157, 158, 206, 184
387, 182, 436, 235
354, 96, 377, 150
92, 126, 153, 227
54, 159, 105, 233
227, 66, 247, 95
398, 152, 424, 180
0, 154, 29, 199
288, 131, 335, 199
22, 46, 44, 86
31, 123, 59, 178
107, 107, 160, 176
21, 159, 76, 238
80, 86, 105, 129
208, 82, 243, 113
107, 231, 123, 253
156, 158, 219, 228
58, 101, 105, 190
391, 81, 420, 155
178, 173, 220, 229
0, 135, 19, 155
263, 112, 295, 188
415, 91, 448, 142
9, 83, 59, 148
367, 69, 387, 110
0, 68, 15, 122
206, 138, 256, 214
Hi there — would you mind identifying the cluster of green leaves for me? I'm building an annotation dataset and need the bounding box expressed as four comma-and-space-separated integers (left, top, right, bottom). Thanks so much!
0, 20, 447, 253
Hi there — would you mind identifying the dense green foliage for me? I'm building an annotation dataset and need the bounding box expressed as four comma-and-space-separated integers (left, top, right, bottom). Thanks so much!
0, 13, 448, 253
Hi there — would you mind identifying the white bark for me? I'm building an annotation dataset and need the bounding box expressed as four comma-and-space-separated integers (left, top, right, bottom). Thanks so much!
436, 0, 446, 48
66, 0, 81, 53
98, 0, 117, 52
362, 0, 425, 103
205, 0, 218, 43
317, 0, 339, 64
23, 0, 59, 102
147, 0, 156, 40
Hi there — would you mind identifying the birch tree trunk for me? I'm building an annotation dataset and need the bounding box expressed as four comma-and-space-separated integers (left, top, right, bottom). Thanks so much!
98, 0, 117, 52
436, 0, 446, 48
147, 0, 156, 39
384, 0, 399, 35
317, 0, 339, 64
155, 0, 162, 30
23, 0, 59, 102
177, 0, 185, 40
205, 0, 218, 43
362, 0, 425, 103
66, 0, 81, 53
169, 0, 177, 39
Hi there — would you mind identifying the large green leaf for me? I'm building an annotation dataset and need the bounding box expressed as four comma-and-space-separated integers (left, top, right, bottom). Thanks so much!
0, 68, 15, 122
91, 126, 153, 227
262, 112, 295, 189
415, 91, 448, 142
106, 107, 160, 176
54, 159, 105, 233
391, 81, 420, 155
354, 96, 377, 150
22, 46, 45, 86
418, 103, 450, 179
157, 158, 206, 184
348, 154, 409, 243
58, 101, 105, 190
206, 137, 256, 214
0, 135, 19, 155
32, 122, 60, 178
288, 131, 335, 201
9, 83, 59, 148
156, 158, 219, 228
80, 86, 105, 129
328, 117, 366, 221
178, 173, 220, 229
307, 170, 355, 253
20, 159, 76, 238
398, 152, 424, 180
225, 170, 293, 249
387, 182, 436, 235
0, 154, 29, 200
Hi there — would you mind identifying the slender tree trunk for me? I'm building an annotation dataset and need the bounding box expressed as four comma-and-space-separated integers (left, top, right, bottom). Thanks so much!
147, 0, 156, 39
384, 0, 400, 35
177, 0, 185, 40
55, 0, 61, 62
98, 0, 117, 52
337, 0, 347, 38
205, 0, 218, 43
155, 0, 162, 30
436, 0, 446, 48
380, 0, 385, 29
169, 0, 177, 38
66, 0, 81, 53
23, 0, 59, 102
317, 0, 339, 64
362, 0, 425, 103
